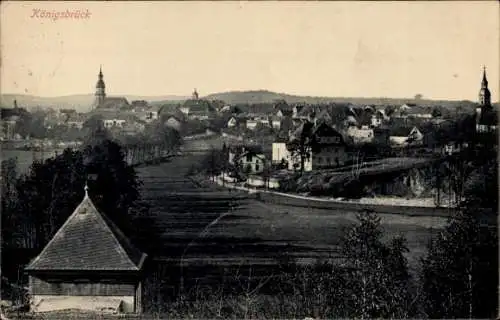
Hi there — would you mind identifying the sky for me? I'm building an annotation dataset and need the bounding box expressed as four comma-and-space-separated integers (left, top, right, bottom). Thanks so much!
1, 1, 499, 101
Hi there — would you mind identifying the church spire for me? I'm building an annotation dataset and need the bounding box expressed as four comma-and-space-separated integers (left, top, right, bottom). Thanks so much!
94, 65, 106, 109
192, 88, 199, 100
481, 65, 488, 88
478, 65, 491, 107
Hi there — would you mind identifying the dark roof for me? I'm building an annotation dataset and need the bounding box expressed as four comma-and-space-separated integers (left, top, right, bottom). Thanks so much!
66, 113, 89, 123
95, 111, 141, 122
478, 107, 497, 126
316, 109, 332, 121
1, 107, 28, 119
60, 109, 77, 114
234, 150, 266, 162
293, 105, 305, 113
131, 100, 149, 108
25, 191, 146, 272
97, 97, 130, 109
274, 100, 292, 112
163, 109, 187, 122
297, 105, 320, 118
279, 109, 293, 117
183, 99, 214, 113
389, 126, 413, 137
230, 144, 263, 155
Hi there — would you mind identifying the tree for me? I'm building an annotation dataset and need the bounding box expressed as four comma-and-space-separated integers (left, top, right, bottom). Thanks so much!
431, 107, 442, 118
8, 138, 141, 250
199, 148, 226, 180
287, 121, 314, 174
1, 158, 19, 249
341, 210, 413, 318
83, 114, 104, 133
422, 151, 498, 318
421, 209, 497, 318
82, 139, 141, 232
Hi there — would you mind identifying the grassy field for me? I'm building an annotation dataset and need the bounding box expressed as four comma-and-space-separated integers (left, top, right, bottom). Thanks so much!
134, 142, 448, 278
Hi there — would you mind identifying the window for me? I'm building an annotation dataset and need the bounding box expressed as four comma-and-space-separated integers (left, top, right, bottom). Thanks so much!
335, 157, 339, 166
246, 154, 252, 162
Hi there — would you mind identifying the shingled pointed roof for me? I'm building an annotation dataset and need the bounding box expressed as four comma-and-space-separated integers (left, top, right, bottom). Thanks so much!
25, 186, 146, 272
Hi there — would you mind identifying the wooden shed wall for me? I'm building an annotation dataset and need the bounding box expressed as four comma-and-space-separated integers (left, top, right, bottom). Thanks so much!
30, 276, 136, 296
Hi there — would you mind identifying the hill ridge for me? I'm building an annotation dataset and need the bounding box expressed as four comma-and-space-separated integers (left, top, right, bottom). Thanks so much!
1, 90, 490, 112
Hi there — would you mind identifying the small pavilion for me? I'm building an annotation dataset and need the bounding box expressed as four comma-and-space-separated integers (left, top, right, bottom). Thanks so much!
25, 185, 147, 314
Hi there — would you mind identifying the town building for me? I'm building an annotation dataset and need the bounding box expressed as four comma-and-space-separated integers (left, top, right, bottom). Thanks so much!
181, 90, 215, 121
309, 122, 349, 169
65, 113, 88, 129
228, 146, 267, 174
93, 66, 131, 110
163, 113, 184, 131
389, 126, 424, 146
271, 142, 291, 165
346, 125, 374, 144
227, 116, 238, 128
476, 66, 497, 133
25, 185, 147, 314
287, 122, 348, 171
371, 109, 389, 127
1, 100, 29, 140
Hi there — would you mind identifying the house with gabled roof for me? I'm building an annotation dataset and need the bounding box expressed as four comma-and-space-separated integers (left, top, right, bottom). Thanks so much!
25, 185, 147, 314
388, 126, 424, 146
287, 122, 348, 171
228, 145, 267, 174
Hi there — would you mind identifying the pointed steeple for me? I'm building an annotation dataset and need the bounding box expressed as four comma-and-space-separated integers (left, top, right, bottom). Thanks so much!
192, 88, 199, 100
94, 65, 106, 108
481, 65, 488, 88
478, 65, 491, 107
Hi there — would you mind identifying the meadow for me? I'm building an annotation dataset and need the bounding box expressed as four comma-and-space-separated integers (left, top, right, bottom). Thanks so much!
133, 147, 448, 291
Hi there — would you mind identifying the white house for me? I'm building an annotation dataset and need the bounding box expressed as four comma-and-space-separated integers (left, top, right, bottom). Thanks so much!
346, 125, 374, 144
389, 126, 424, 146
103, 118, 126, 128
287, 146, 313, 172
371, 109, 389, 127
229, 148, 267, 174
145, 106, 161, 122
272, 142, 291, 164
179, 106, 190, 116
246, 119, 258, 130
227, 117, 238, 128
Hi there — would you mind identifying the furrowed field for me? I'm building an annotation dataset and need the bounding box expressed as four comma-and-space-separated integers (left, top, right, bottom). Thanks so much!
132, 139, 448, 302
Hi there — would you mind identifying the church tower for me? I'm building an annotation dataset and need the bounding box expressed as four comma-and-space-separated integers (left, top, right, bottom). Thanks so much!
478, 66, 491, 107
192, 88, 199, 100
94, 66, 106, 108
